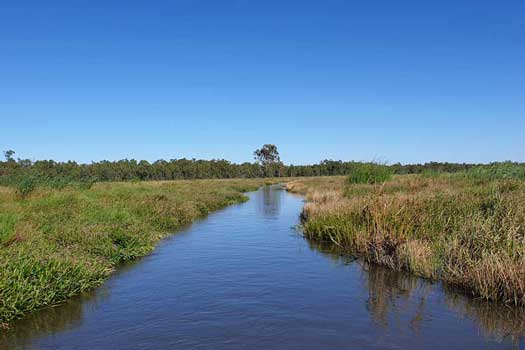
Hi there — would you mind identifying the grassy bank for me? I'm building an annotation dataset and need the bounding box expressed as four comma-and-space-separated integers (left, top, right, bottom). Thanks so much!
0, 178, 276, 326
287, 173, 525, 305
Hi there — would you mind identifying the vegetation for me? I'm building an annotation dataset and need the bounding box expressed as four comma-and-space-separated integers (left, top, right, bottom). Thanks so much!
286, 165, 525, 305
466, 162, 525, 181
346, 162, 392, 184
253, 144, 283, 177
3, 150, 523, 192
2, 147, 525, 324
0, 178, 277, 326
300, 246, 525, 345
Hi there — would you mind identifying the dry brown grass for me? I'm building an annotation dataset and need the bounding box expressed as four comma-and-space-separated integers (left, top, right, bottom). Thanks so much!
287, 174, 525, 305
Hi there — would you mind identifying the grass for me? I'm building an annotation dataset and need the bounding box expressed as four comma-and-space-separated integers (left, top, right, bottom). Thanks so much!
346, 162, 393, 184
0, 178, 279, 326
466, 162, 525, 181
286, 173, 525, 305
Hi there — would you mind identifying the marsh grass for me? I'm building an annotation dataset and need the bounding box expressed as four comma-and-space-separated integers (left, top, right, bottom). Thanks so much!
287, 174, 525, 305
466, 162, 525, 181
0, 178, 277, 326
346, 163, 393, 184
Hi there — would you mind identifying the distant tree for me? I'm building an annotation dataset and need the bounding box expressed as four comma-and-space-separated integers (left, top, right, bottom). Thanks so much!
3, 150, 15, 162
253, 144, 281, 166
253, 144, 282, 177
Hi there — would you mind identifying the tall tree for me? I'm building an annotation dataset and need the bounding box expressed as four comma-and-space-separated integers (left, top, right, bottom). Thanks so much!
253, 144, 282, 177
3, 150, 15, 162
253, 144, 280, 165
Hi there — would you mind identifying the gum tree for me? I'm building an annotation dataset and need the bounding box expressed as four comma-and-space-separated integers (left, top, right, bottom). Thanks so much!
253, 144, 282, 177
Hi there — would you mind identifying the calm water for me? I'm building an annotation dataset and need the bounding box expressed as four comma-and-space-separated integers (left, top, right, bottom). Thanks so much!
2, 186, 525, 350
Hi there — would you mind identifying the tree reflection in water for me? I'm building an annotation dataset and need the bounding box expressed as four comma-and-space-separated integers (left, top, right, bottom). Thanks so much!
305, 237, 525, 346
256, 185, 282, 218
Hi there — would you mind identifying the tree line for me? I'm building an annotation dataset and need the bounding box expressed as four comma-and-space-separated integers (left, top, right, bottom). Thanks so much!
3, 148, 516, 186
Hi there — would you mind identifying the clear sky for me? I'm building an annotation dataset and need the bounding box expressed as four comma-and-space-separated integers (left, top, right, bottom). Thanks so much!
1, 0, 524, 165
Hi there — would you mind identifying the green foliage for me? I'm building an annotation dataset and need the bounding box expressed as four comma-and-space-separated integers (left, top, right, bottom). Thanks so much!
0, 178, 276, 325
390, 161, 476, 174
0, 253, 108, 324
0, 212, 20, 244
3, 150, 15, 162
346, 163, 392, 184
253, 144, 281, 166
15, 175, 37, 198
1, 149, 524, 190
466, 162, 525, 181
420, 169, 443, 179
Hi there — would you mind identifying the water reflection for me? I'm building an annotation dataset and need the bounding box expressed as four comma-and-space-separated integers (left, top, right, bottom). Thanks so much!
444, 288, 525, 344
2, 187, 525, 349
255, 185, 282, 217
306, 237, 525, 347
0, 289, 108, 348
0, 260, 147, 349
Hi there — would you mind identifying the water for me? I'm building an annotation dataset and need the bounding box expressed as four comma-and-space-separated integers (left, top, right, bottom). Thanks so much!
1, 186, 524, 350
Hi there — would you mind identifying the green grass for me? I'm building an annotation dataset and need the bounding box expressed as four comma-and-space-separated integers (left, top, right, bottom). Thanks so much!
466, 162, 525, 181
286, 174, 525, 305
346, 163, 392, 184
0, 178, 278, 326
0, 212, 20, 245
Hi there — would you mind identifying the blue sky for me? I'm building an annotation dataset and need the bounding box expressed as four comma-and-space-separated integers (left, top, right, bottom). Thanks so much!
1, 0, 524, 164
